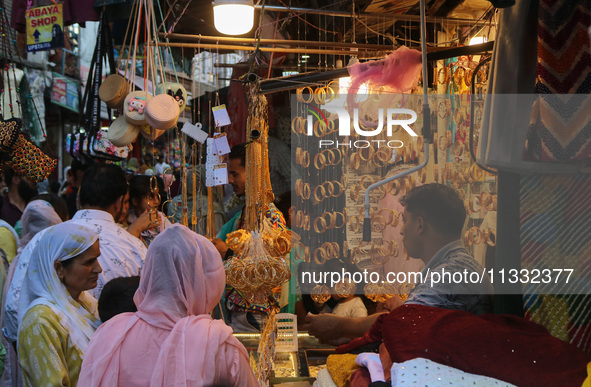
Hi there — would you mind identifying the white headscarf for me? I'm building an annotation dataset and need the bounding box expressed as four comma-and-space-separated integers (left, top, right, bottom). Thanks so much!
18, 200, 63, 252
2, 200, 63, 341
17, 222, 101, 353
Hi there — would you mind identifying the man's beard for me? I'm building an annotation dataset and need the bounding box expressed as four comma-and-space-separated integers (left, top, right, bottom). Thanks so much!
17, 180, 38, 203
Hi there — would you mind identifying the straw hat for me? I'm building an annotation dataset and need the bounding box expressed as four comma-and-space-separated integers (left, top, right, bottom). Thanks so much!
99, 74, 129, 109
124, 91, 152, 125
107, 116, 140, 147
145, 94, 180, 130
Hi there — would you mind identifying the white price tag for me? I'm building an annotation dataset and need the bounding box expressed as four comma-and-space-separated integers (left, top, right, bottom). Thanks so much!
212, 104, 232, 127
213, 132, 231, 155
213, 163, 228, 186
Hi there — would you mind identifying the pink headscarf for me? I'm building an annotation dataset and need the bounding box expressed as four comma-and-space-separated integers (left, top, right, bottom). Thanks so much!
79, 224, 255, 387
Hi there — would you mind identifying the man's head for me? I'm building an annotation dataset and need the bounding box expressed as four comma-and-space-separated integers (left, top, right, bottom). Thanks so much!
79, 164, 128, 216
399, 183, 466, 259
70, 159, 92, 188
228, 144, 246, 197
3, 167, 38, 203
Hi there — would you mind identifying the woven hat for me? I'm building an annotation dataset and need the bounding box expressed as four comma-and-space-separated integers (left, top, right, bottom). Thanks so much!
107, 116, 140, 147
145, 94, 180, 130
124, 91, 152, 125
99, 74, 129, 109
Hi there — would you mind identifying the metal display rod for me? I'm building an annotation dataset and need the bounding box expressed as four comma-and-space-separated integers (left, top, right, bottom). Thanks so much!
255, 4, 495, 26
258, 41, 494, 93
159, 33, 392, 51
150, 41, 388, 57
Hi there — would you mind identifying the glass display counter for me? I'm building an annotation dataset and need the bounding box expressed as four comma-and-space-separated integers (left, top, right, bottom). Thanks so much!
233, 332, 335, 385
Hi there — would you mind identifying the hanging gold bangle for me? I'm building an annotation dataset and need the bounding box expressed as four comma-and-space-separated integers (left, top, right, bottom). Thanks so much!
314, 153, 326, 170
321, 149, 335, 165
335, 212, 346, 229
313, 216, 327, 234
333, 181, 345, 197
349, 215, 360, 232
302, 151, 310, 168
314, 120, 327, 138
360, 176, 374, 190
314, 247, 327, 265
314, 185, 326, 203
303, 183, 311, 200
314, 87, 327, 105
295, 179, 303, 198
304, 214, 311, 231
359, 146, 375, 162
298, 86, 314, 103
371, 215, 387, 232
376, 209, 393, 226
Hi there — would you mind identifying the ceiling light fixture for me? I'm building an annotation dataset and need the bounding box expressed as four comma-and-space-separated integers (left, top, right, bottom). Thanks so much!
213, 0, 255, 35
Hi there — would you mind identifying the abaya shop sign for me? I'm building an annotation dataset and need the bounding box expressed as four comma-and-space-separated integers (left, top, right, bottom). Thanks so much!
26, 4, 64, 52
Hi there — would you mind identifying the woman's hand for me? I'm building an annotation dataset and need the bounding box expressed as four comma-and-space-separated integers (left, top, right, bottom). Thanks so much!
127, 211, 160, 238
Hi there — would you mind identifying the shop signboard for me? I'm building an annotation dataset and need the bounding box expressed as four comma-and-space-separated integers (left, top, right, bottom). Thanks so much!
51, 73, 79, 112
26, 4, 64, 52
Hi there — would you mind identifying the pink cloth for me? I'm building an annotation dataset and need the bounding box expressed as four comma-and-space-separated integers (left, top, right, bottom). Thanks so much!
347, 46, 422, 113
78, 224, 257, 387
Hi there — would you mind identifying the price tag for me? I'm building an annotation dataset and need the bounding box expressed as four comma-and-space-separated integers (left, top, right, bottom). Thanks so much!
181, 122, 208, 144
212, 104, 231, 127
206, 138, 215, 187
213, 132, 231, 155
213, 163, 228, 186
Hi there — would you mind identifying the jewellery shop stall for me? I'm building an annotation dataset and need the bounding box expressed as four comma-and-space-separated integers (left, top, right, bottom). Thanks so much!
226, 23, 498, 387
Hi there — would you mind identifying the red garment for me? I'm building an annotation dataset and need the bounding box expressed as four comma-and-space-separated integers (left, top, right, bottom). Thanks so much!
339, 304, 589, 387
11, 0, 99, 33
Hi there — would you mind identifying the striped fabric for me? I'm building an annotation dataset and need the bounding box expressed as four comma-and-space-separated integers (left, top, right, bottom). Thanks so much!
521, 174, 591, 354
525, 0, 591, 161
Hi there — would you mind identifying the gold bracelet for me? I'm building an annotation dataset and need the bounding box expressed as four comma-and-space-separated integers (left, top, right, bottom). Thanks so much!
349, 215, 360, 232
313, 247, 327, 265
314, 184, 326, 203
314, 153, 326, 170
302, 151, 310, 168
371, 215, 387, 232
360, 176, 374, 190
313, 216, 327, 234
303, 183, 311, 200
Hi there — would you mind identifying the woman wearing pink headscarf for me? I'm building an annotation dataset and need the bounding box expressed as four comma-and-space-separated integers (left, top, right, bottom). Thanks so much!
78, 224, 257, 386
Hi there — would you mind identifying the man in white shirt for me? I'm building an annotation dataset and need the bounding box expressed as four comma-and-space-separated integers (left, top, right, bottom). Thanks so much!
153, 154, 171, 176
70, 164, 148, 299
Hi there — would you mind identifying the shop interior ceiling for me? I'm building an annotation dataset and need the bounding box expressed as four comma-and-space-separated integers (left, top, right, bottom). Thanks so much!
161, 0, 494, 66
